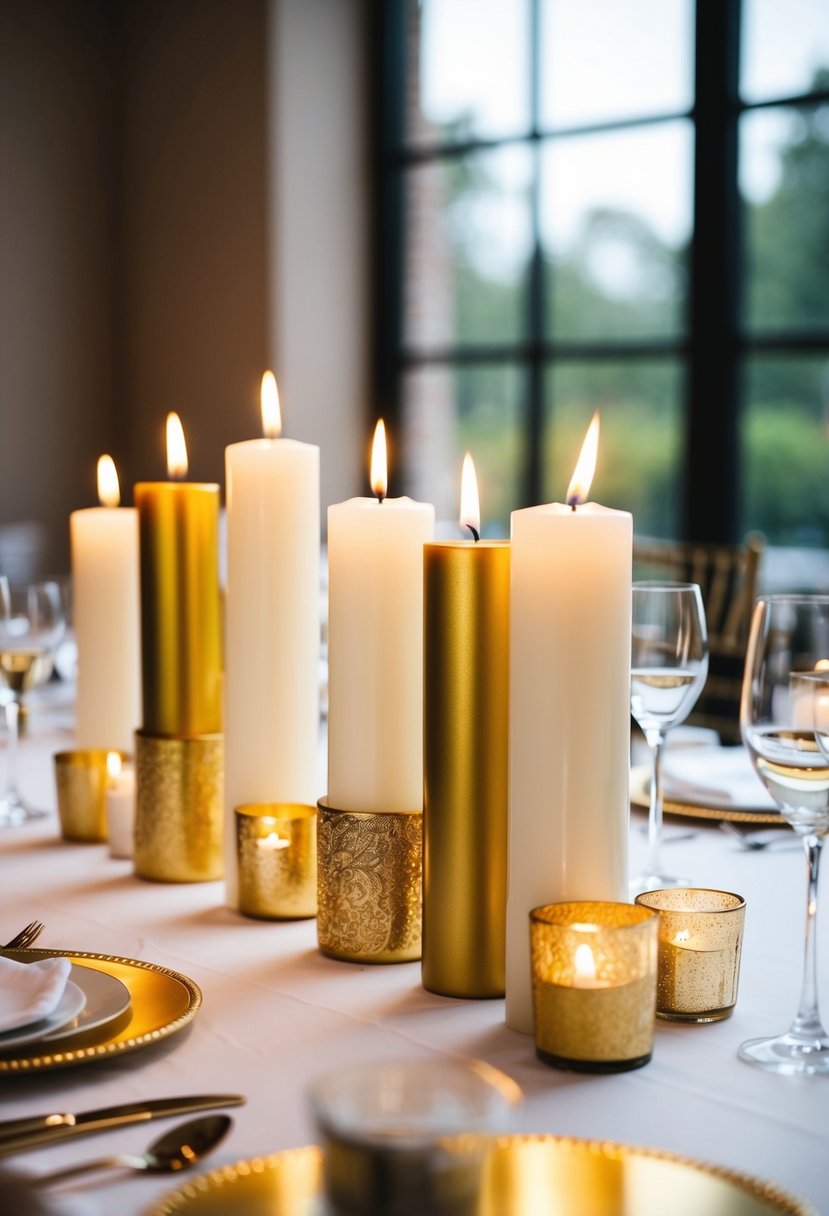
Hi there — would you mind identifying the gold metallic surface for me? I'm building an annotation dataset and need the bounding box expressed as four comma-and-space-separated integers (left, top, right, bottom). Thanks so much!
423, 541, 509, 998
54, 749, 129, 842
235, 804, 317, 920
146, 1137, 815, 1216
135, 481, 222, 738
0, 948, 201, 1074
530, 902, 658, 1072
316, 799, 422, 964
134, 731, 224, 883
635, 888, 746, 1022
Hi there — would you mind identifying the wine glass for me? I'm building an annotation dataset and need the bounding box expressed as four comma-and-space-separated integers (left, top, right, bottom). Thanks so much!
739, 595, 829, 1075
629, 582, 709, 895
0, 578, 66, 826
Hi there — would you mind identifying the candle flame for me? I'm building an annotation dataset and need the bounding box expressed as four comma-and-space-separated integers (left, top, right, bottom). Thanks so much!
106, 751, 122, 780
166, 412, 188, 479
258, 831, 290, 851
460, 452, 480, 540
674, 930, 690, 944
574, 943, 597, 982
97, 455, 120, 508
371, 419, 387, 501
816, 659, 829, 672
566, 412, 600, 508
261, 371, 282, 439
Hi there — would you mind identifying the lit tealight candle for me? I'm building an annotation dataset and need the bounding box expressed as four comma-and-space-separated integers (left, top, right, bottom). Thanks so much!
105, 750, 135, 859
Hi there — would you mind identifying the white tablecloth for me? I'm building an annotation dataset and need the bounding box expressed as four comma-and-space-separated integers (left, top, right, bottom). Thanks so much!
0, 695, 827, 1215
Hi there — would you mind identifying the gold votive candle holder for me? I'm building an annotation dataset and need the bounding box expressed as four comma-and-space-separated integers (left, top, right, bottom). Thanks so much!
530, 900, 658, 1073
133, 730, 224, 882
54, 749, 129, 842
235, 803, 317, 920
317, 799, 422, 964
635, 887, 746, 1022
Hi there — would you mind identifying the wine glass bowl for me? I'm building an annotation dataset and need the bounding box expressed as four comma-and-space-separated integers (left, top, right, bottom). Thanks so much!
739, 595, 829, 1075
0, 578, 66, 826
630, 582, 709, 895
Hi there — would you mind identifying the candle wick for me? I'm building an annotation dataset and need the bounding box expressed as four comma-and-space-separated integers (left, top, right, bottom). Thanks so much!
568, 498, 579, 512
465, 524, 480, 543
376, 492, 385, 505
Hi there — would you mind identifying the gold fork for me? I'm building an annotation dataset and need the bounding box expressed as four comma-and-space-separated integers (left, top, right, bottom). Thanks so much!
2, 921, 45, 950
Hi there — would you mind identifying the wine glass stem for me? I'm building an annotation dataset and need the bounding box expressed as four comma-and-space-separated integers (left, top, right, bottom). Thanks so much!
645, 728, 666, 877
2, 697, 21, 805
792, 834, 826, 1040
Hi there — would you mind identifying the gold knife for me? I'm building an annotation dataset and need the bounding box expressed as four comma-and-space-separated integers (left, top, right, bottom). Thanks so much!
0, 1093, 245, 1155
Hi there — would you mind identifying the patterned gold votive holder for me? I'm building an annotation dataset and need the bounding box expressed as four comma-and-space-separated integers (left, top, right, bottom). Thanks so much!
133, 730, 224, 882
316, 799, 422, 964
635, 887, 746, 1022
235, 803, 317, 920
54, 749, 129, 843
530, 901, 658, 1073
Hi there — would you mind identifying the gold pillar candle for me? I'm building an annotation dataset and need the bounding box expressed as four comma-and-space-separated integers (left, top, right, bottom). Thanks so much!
54, 749, 129, 842
422, 530, 509, 998
530, 901, 658, 1073
134, 479, 222, 738
134, 730, 224, 881
235, 803, 317, 920
635, 888, 746, 1022
316, 799, 422, 964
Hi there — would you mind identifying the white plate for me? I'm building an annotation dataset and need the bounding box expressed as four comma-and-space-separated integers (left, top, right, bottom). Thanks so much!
41, 962, 131, 1041
0, 981, 87, 1049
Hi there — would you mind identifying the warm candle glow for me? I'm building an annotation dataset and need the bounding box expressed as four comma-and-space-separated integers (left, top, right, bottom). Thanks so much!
566, 412, 600, 508
371, 419, 388, 501
106, 751, 122, 780
460, 452, 480, 540
574, 942, 598, 984
261, 371, 282, 440
674, 929, 690, 944
258, 831, 290, 851
97, 455, 121, 508
166, 412, 189, 479
816, 659, 829, 672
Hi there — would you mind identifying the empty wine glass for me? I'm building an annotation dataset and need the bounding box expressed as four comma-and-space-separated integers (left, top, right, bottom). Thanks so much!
0, 578, 65, 825
739, 595, 829, 1075
630, 582, 709, 895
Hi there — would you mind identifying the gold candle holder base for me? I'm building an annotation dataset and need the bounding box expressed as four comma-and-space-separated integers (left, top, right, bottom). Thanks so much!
134, 730, 224, 883
54, 749, 129, 843
235, 804, 317, 920
316, 798, 422, 964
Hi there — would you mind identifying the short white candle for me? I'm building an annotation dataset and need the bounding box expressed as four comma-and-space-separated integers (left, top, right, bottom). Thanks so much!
327, 421, 435, 813
506, 415, 631, 1033
70, 456, 140, 754
105, 751, 135, 859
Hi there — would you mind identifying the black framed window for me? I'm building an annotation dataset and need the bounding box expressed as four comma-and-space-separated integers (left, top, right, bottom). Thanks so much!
373, 0, 829, 577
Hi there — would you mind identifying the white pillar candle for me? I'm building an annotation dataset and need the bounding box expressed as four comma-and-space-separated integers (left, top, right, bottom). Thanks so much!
70, 456, 141, 754
327, 421, 435, 813
506, 415, 631, 1033
106, 752, 136, 859
224, 372, 320, 906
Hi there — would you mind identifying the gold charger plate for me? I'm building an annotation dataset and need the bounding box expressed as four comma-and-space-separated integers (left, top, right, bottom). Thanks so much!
146, 1136, 813, 1216
0, 949, 200, 1074
630, 765, 786, 826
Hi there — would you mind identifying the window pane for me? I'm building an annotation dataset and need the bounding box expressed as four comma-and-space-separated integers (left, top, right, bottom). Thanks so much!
401, 363, 525, 533
541, 123, 692, 341
742, 0, 829, 104
740, 105, 829, 334
405, 0, 530, 147
403, 146, 533, 351
541, 0, 693, 129
741, 354, 829, 552
543, 360, 683, 537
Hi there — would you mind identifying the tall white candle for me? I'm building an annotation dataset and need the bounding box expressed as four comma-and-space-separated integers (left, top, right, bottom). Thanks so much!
70, 456, 140, 754
224, 372, 320, 906
506, 415, 631, 1033
327, 421, 435, 813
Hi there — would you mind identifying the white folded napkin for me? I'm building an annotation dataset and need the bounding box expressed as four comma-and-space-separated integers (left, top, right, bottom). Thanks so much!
662, 745, 777, 809
0, 955, 72, 1034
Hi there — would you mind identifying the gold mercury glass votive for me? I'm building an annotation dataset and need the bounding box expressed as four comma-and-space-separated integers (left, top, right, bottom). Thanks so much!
530, 901, 658, 1073
635, 887, 746, 1022
54, 749, 130, 843
235, 804, 317, 920
316, 799, 422, 964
